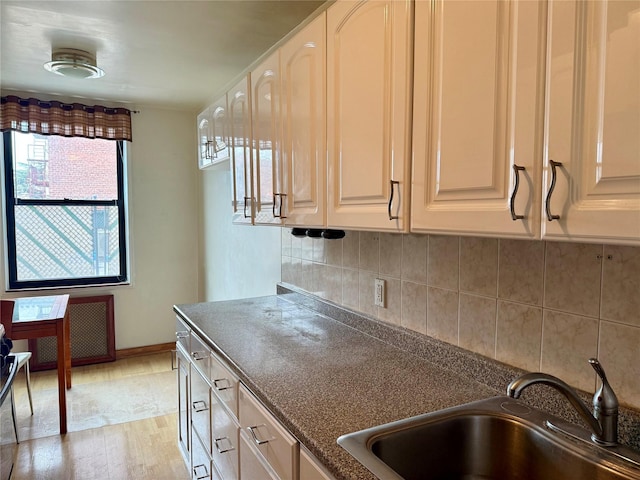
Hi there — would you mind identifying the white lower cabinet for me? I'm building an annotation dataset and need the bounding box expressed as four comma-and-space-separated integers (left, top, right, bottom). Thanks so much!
176, 345, 191, 465
211, 393, 239, 480
239, 429, 280, 479
238, 384, 298, 480
191, 367, 212, 454
192, 430, 215, 480
300, 447, 335, 480
177, 319, 338, 480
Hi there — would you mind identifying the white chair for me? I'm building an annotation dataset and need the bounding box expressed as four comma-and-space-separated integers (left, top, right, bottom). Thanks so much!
1, 354, 20, 443
14, 351, 33, 414
1, 300, 34, 443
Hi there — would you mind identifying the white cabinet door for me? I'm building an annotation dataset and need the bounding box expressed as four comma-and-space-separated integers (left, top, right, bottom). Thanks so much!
326, 0, 413, 232
238, 385, 297, 480
252, 51, 284, 225
300, 447, 336, 480
198, 107, 213, 170
210, 96, 231, 166
239, 431, 279, 480
281, 12, 327, 228
411, 0, 545, 238
543, 0, 640, 245
198, 97, 231, 169
176, 346, 190, 465
229, 75, 254, 225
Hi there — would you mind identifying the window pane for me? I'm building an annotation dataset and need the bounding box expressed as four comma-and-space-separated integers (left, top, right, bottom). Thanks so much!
12, 132, 118, 201
14, 205, 121, 281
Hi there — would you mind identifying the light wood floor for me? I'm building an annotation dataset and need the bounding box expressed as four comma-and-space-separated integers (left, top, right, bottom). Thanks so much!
9, 352, 190, 480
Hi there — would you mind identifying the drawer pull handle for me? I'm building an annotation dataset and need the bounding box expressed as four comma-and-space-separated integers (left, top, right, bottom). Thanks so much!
247, 424, 275, 445
193, 464, 209, 479
213, 378, 232, 391
214, 436, 235, 454
176, 331, 189, 339
192, 351, 208, 361
192, 400, 208, 412
510, 164, 526, 221
545, 160, 563, 221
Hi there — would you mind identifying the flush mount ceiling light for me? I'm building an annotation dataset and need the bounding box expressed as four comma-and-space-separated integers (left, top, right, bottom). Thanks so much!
44, 48, 105, 79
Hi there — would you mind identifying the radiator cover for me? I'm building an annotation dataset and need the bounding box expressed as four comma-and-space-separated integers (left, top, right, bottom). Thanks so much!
28, 295, 115, 371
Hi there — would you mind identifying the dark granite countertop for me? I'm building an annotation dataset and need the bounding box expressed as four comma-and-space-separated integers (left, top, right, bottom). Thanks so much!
174, 286, 640, 480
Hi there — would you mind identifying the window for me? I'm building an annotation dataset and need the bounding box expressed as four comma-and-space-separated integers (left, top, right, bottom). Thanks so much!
3, 131, 128, 289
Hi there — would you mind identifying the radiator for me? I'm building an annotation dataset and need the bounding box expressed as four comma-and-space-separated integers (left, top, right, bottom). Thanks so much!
28, 295, 115, 371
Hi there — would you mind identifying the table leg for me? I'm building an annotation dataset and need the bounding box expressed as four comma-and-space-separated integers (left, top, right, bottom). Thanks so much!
64, 310, 72, 389
56, 318, 67, 435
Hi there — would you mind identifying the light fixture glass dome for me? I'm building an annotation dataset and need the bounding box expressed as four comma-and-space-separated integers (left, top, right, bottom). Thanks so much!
44, 48, 105, 79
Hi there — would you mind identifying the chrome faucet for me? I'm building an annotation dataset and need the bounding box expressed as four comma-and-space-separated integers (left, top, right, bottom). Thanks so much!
507, 358, 619, 446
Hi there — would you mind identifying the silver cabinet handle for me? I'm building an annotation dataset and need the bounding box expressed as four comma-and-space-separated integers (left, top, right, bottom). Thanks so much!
192, 400, 208, 412
191, 351, 207, 361
510, 164, 526, 221
278, 193, 287, 219
214, 436, 235, 454
388, 180, 400, 220
272, 193, 287, 219
545, 160, 563, 221
176, 331, 189, 339
247, 424, 275, 445
213, 378, 232, 391
202, 140, 212, 160
243, 196, 251, 218
193, 464, 209, 480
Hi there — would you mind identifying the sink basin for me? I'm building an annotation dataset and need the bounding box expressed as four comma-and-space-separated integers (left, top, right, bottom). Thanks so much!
338, 397, 640, 480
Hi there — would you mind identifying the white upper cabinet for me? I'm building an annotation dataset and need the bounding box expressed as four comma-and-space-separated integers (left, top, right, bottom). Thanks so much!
210, 96, 231, 165
197, 107, 213, 170
411, 0, 546, 238
197, 96, 231, 169
281, 12, 327, 228
326, 0, 413, 232
229, 75, 254, 225
251, 51, 283, 225
543, 0, 640, 245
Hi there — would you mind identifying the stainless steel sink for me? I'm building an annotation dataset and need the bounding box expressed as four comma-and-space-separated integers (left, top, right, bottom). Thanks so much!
337, 397, 640, 480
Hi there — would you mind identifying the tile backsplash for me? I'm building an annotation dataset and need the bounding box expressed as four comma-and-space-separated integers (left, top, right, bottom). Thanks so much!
281, 229, 640, 410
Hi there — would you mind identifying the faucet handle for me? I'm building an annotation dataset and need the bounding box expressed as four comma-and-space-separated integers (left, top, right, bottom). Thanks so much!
588, 358, 618, 445
589, 358, 618, 410
589, 358, 609, 383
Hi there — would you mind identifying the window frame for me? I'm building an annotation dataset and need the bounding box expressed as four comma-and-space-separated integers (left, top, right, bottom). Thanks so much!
2, 131, 129, 290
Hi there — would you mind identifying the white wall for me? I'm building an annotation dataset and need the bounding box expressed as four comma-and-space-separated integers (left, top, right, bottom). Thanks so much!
1, 105, 200, 350
199, 161, 281, 302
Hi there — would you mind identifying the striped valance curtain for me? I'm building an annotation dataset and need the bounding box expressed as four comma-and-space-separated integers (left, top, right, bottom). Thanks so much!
0, 95, 132, 142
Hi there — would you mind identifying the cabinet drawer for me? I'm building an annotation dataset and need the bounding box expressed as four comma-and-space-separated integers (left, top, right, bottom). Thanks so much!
192, 432, 214, 480
210, 353, 238, 419
175, 316, 190, 352
191, 331, 211, 377
238, 385, 298, 480
211, 394, 239, 480
191, 367, 212, 455
239, 429, 279, 480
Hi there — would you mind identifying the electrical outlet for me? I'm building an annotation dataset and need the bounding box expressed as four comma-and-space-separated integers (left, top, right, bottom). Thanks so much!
374, 278, 385, 307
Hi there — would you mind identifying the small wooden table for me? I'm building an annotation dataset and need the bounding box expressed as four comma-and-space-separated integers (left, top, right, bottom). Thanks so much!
10, 294, 71, 434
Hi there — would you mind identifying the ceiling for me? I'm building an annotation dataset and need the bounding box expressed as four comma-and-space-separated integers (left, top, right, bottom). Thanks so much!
0, 0, 326, 112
